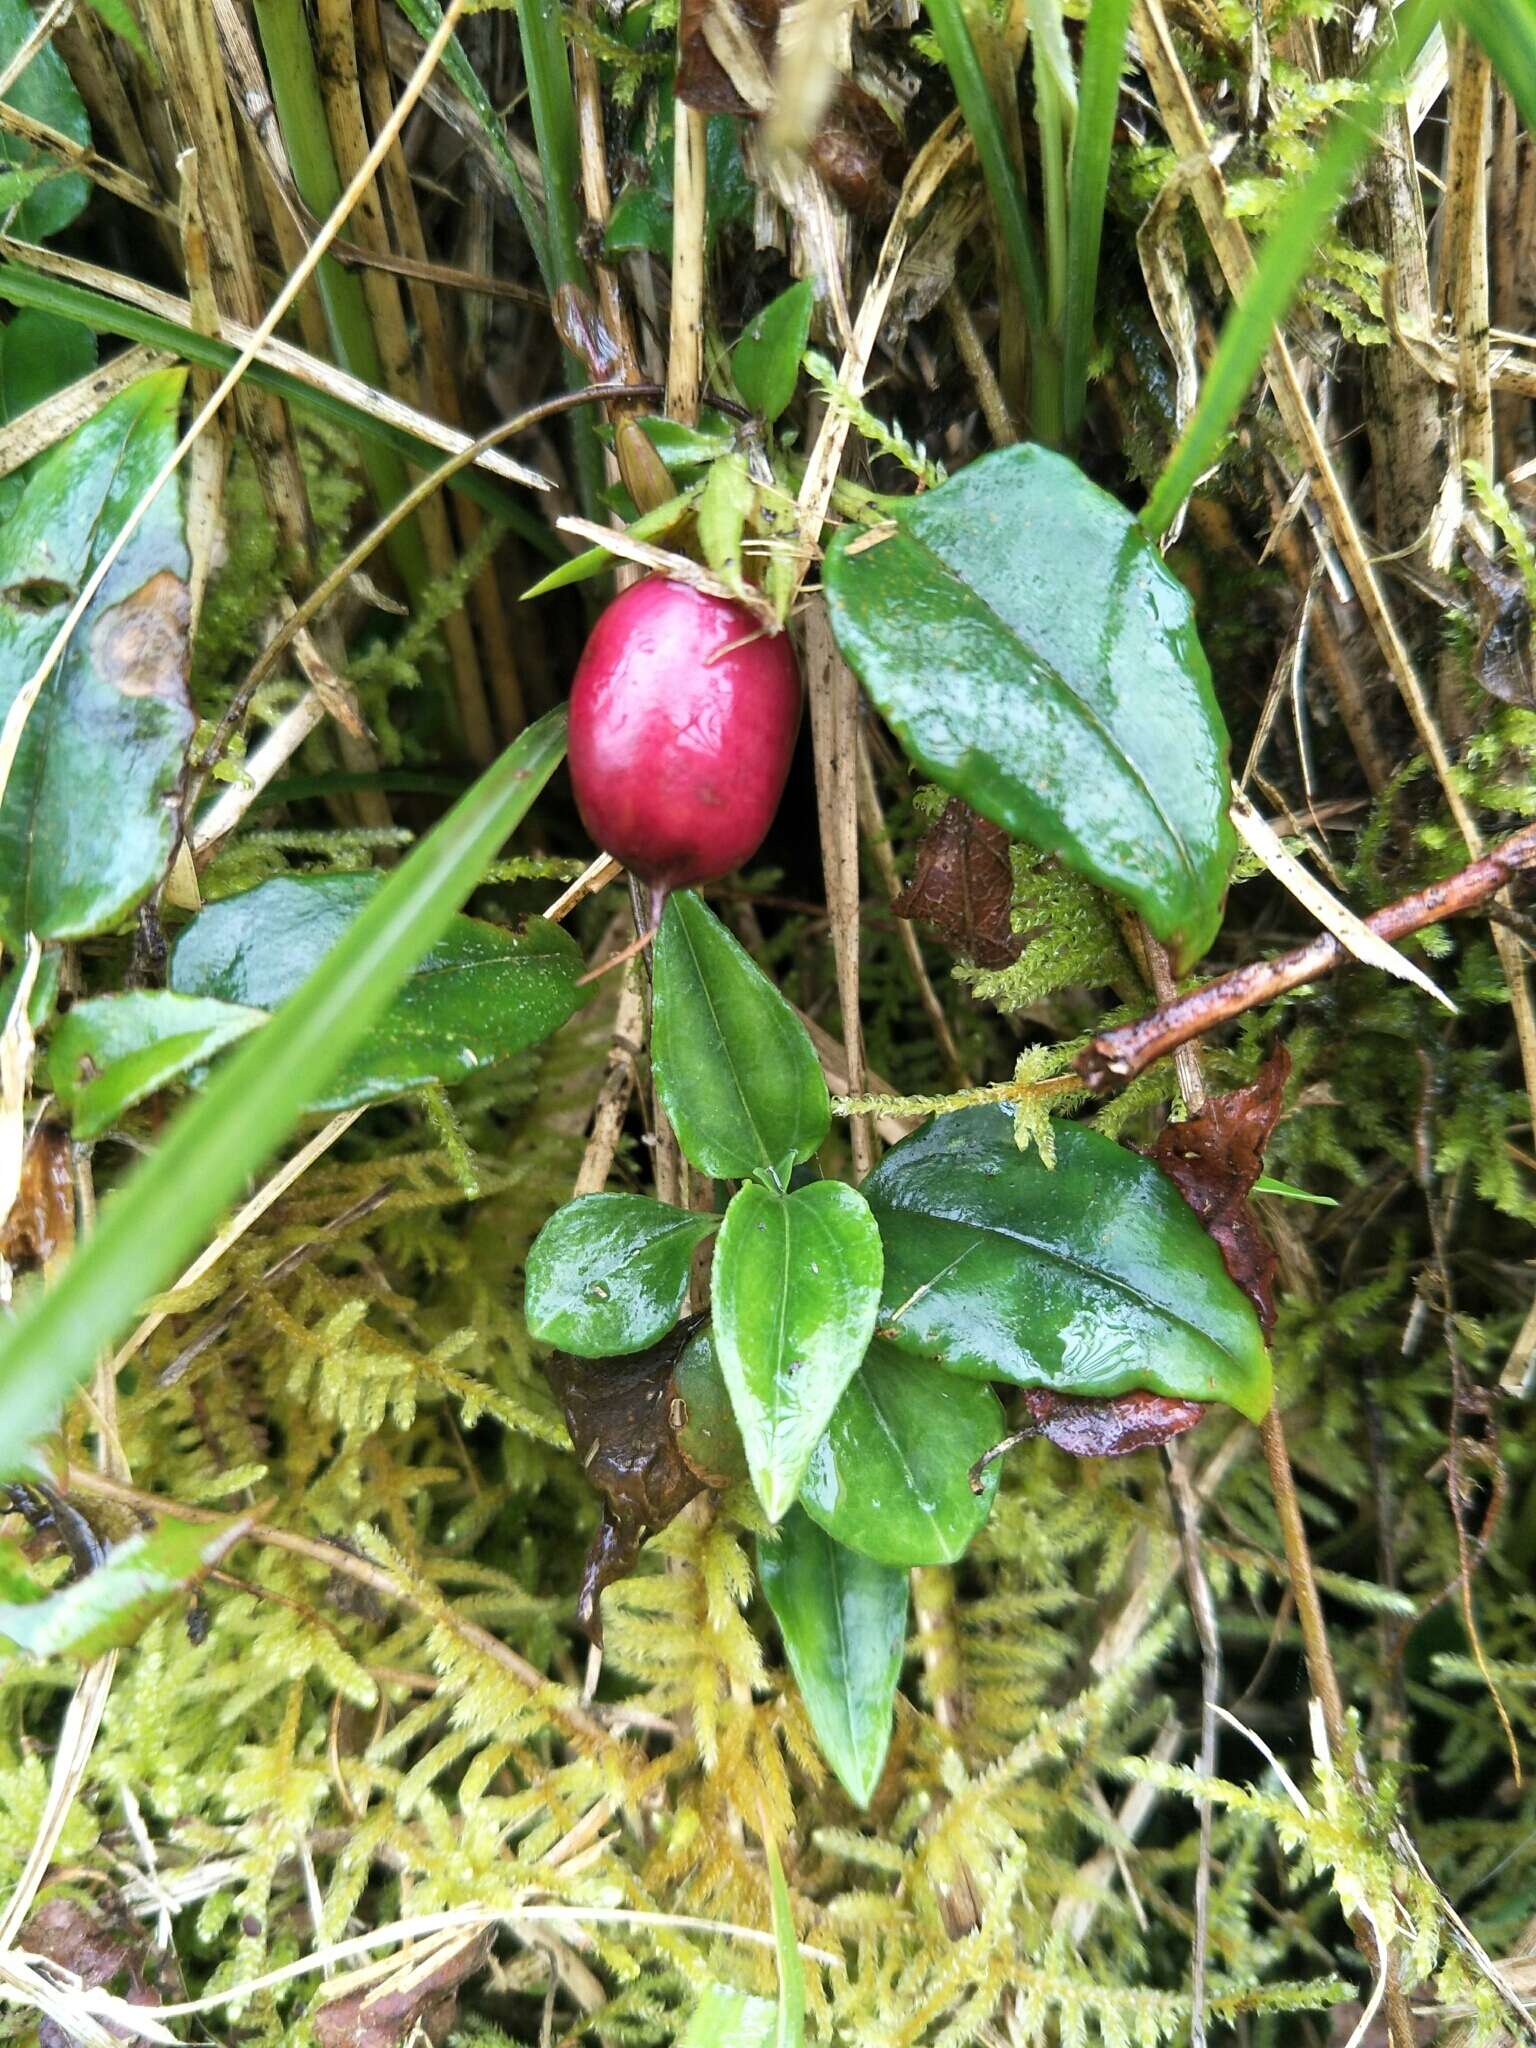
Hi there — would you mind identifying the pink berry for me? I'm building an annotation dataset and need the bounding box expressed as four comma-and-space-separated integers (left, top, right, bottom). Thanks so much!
568, 576, 802, 892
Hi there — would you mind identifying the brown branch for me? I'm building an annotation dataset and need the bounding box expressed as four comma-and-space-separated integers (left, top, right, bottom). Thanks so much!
1079, 822, 1536, 1090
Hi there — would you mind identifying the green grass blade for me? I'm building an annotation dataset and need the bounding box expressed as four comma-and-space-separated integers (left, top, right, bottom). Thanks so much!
763, 1832, 805, 2048
923, 0, 1059, 441
1459, 0, 1536, 129
1061, 0, 1134, 445
0, 708, 570, 1477
1140, 0, 1442, 539
0, 261, 562, 558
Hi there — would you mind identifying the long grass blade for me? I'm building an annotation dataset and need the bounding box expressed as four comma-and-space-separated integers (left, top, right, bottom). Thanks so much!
1061, 0, 1135, 444
1140, 0, 1441, 538
1459, 0, 1536, 130
0, 709, 571, 1476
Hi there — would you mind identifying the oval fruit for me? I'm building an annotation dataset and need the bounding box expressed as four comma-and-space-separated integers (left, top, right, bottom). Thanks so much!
568, 576, 801, 891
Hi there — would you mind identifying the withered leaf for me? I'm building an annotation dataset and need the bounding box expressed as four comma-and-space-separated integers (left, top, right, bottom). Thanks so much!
1463, 536, 1534, 707
677, 0, 778, 115
25, 1896, 178, 2046
1149, 1046, 1290, 1333
808, 81, 905, 219
315, 1931, 494, 2048
1021, 1387, 1206, 1457
1, 1121, 74, 1271
87, 569, 189, 702
542, 1316, 706, 1640
894, 796, 1023, 968
552, 283, 626, 383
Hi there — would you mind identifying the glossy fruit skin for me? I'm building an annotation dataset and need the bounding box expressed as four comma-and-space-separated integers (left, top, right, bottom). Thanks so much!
568, 576, 802, 890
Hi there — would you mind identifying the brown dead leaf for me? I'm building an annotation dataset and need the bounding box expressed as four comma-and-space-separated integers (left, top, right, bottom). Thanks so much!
1, 1121, 74, 1271
25, 1896, 179, 2045
1463, 535, 1534, 706
1021, 1388, 1207, 1457
542, 1317, 706, 1640
87, 570, 190, 702
894, 796, 1023, 969
677, 0, 778, 113
315, 1931, 494, 2048
808, 80, 906, 218
1149, 1046, 1290, 1333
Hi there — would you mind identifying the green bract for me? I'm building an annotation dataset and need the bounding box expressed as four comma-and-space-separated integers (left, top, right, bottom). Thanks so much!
863, 1103, 1272, 1421
525, 1194, 718, 1358
758, 1507, 908, 1808
652, 890, 829, 1189
712, 1179, 883, 1520
171, 875, 585, 1111
799, 1340, 1003, 1566
823, 443, 1235, 968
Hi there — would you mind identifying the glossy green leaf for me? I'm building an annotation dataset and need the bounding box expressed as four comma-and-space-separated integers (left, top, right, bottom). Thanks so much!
170, 874, 584, 1111
0, 306, 96, 521
47, 991, 267, 1141
0, 1512, 245, 1662
0, 370, 192, 948
698, 451, 754, 596
0, 0, 90, 241
673, 1323, 751, 1486
0, 707, 569, 1475
734, 280, 815, 424
863, 1103, 1272, 1421
653, 891, 829, 1189
0, 943, 58, 1032
758, 1506, 906, 1807
713, 1179, 883, 1520
823, 443, 1235, 968
677, 1987, 777, 2048
525, 1193, 718, 1357
799, 1340, 1002, 1566
764, 1828, 805, 2048
603, 86, 753, 260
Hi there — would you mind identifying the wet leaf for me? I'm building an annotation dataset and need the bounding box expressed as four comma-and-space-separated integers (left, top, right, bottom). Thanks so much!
47, 990, 267, 1141
170, 874, 585, 1112
1148, 1046, 1289, 1332
541, 1318, 706, 1639
758, 1506, 906, 1807
525, 1192, 718, 1358
1463, 535, 1533, 707
673, 1322, 751, 1486
0, 1119, 72, 1269
734, 279, 814, 424
0, 309, 96, 522
823, 443, 1235, 969
314, 1930, 493, 2048
714, 1179, 883, 1520
678, 1986, 778, 2047
652, 890, 829, 1189
893, 796, 1022, 968
604, 83, 754, 260
863, 1103, 1271, 1420
0, 0, 90, 241
0, 371, 193, 948
0, 1510, 247, 1661
1018, 1387, 1207, 1457
799, 1340, 1001, 1565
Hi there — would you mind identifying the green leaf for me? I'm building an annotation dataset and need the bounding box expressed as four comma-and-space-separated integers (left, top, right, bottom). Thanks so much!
677, 1986, 777, 2048
0, 706, 569, 1477
673, 1323, 751, 1486
0, 306, 96, 521
46, 991, 268, 1142
603, 86, 753, 260
799, 1340, 1002, 1567
697, 451, 755, 596
764, 1828, 805, 2048
758, 1506, 906, 1807
652, 891, 829, 1189
0, 369, 193, 948
0, 0, 90, 241
1463, 0, 1536, 132
0, 1513, 246, 1661
713, 1179, 883, 1520
81, 0, 149, 61
170, 875, 584, 1111
1253, 1173, 1337, 1206
823, 443, 1235, 968
0, 942, 58, 1031
1061, 0, 1133, 443
525, 1193, 718, 1357
521, 483, 703, 599
863, 1103, 1272, 1421
734, 280, 815, 424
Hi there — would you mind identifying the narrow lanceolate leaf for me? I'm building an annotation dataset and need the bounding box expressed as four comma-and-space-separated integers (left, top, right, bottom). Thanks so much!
823, 443, 1235, 968
0, 370, 192, 948
652, 890, 829, 1189
733, 278, 814, 424
0, 706, 569, 1476
764, 1829, 805, 2048
170, 874, 584, 1111
46, 991, 267, 1141
863, 1103, 1272, 1421
713, 1180, 883, 1520
799, 1340, 1002, 1567
677, 1986, 778, 2048
525, 1194, 718, 1357
758, 1507, 907, 1807
0, 1513, 248, 1662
